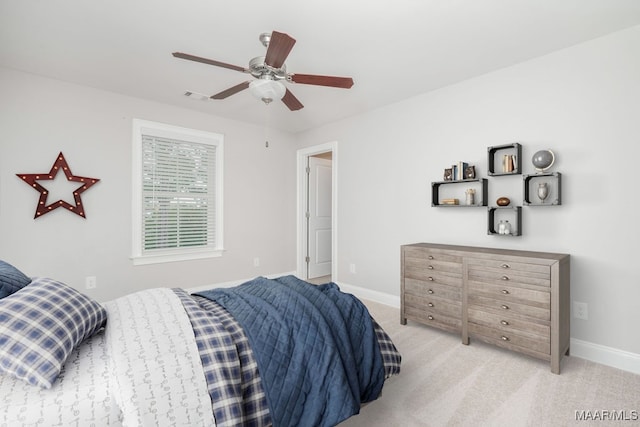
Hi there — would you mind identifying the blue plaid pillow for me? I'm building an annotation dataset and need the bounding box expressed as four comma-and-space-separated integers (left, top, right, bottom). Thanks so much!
0, 278, 107, 388
0, 260, 32, 299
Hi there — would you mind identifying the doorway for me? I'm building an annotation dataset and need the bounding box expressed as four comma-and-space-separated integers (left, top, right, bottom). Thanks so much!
297, 142, 337, 282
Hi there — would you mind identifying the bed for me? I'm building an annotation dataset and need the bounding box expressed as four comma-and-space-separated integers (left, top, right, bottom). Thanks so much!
0, 261, 401, 427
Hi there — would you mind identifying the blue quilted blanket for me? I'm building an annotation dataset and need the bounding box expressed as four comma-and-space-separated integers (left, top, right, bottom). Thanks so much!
195, 275, 384, 427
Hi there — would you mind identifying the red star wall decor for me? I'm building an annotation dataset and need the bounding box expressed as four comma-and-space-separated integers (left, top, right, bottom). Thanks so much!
16, 152, 100, 219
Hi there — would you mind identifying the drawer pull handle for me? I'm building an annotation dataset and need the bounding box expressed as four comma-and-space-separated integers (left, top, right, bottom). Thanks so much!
501, 336, 510, 341
501, 275, 509, 281
428, 255, 434, 260
501, 289, 509, 294
427, 315, 434, 320
501, 263, 510, 269
428, 303, 434, 307
501, 320, 509, 326
428, 265, 434, 270
427, 289, 434, 294
501, 304, 510, 310
428, 277, 434, 281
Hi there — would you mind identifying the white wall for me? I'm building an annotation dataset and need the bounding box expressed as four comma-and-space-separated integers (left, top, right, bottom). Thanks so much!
0, 67, 298, 302
297, 26, 640, 359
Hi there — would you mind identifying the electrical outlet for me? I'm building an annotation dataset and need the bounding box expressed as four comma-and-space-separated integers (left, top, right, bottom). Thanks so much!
85, 276, 97, 289
349, 263, 356, 274
573, 301, 588, 320
253, 257, 260, 267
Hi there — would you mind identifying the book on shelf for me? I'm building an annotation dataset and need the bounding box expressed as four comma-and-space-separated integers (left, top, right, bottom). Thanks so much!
441, 198, 459, 205
457, 161, 468, 180
502, 154, 516, 173
450, 161, 469, 180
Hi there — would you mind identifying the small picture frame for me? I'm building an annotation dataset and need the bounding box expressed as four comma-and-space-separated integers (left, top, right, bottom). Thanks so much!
464, 165, 476, 179
444, 168, 453, 181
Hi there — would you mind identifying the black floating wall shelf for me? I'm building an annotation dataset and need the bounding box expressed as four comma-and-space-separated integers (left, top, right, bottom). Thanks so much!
487, 206, 522, 236
431, 178, 488, 207
488, 142, 522, 176
523, 172, 562, 206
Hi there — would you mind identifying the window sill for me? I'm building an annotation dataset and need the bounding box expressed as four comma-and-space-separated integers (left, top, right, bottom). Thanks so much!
131, 249, 224, 266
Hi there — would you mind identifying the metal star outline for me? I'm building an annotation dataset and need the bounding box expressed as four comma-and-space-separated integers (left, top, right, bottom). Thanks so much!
16, 152, 100, 219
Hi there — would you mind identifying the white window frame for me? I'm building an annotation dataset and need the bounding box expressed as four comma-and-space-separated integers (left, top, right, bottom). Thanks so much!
131, 119, 224, 265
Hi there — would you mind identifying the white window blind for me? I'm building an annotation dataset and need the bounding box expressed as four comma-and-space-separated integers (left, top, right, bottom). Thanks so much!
132, 119, 223, 265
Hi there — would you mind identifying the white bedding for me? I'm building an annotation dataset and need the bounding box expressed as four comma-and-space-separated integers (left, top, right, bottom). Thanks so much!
1, 288, 214, 427
0, 330, 120, 426
104, 288, 214, 427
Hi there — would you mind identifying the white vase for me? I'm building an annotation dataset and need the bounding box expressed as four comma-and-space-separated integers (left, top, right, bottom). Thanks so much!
537, 182, 549, 203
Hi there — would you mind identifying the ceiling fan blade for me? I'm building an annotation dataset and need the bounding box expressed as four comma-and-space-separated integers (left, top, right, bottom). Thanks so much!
282, 89, 304, 111
211, 81, 251, 99
264, 31, 296, 69
290, 73, 354, 89
172, 52, 247, 73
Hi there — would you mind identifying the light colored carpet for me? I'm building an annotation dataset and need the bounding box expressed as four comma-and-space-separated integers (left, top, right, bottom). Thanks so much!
340, 299, 640, 427
306, 275, 332, 285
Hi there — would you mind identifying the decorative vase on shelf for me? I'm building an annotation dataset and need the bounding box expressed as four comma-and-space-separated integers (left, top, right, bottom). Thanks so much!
537, 182, 549, 203
465, 189, 475, 205
503, 220, 512, 235
498, 220, 512, 235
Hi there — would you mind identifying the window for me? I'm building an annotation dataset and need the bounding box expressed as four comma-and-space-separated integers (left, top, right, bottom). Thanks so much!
131, 119, 223, 265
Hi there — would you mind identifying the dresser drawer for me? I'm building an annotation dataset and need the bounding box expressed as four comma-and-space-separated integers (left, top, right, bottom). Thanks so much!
468, 323, 550, 355
403, 247, 462, 264
466, 257, 550, 275
404, 278, 461, 301
404, 266, 462, 287
468, 306, 550, 339
468, 294, 550, 321
405, 292, 461, 319
404, 305, 461, 333
404, 258, 462, 278
468, 281, 550, 309
468, 266, 550, 288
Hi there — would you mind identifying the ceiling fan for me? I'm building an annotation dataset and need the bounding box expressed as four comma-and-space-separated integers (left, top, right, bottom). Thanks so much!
172, 31, 354, 111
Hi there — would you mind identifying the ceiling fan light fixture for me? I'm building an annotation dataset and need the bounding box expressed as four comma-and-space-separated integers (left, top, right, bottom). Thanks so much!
249, 79, 286, 104
173, 30, 353, 111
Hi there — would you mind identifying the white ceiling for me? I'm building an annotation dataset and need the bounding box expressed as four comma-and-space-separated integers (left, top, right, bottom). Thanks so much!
2, 0, 640, 133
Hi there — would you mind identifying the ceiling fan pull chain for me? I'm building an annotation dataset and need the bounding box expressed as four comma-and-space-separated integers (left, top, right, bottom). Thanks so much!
263, 105, 271, 148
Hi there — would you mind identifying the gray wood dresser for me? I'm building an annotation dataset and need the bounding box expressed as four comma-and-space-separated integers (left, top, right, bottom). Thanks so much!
400, 243, 570, 374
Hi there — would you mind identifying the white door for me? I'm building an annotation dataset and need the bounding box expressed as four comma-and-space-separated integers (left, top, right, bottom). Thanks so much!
307, 156, 332, 278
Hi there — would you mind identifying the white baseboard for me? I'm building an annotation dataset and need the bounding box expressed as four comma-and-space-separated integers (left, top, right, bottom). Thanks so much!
187, 274, 400, 307
570, 338, 640, 375
335, 281, 400, 308
185, 271, 297, 293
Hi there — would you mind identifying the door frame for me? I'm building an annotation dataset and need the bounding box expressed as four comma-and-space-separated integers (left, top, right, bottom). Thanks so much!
296, 141, 338, 280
